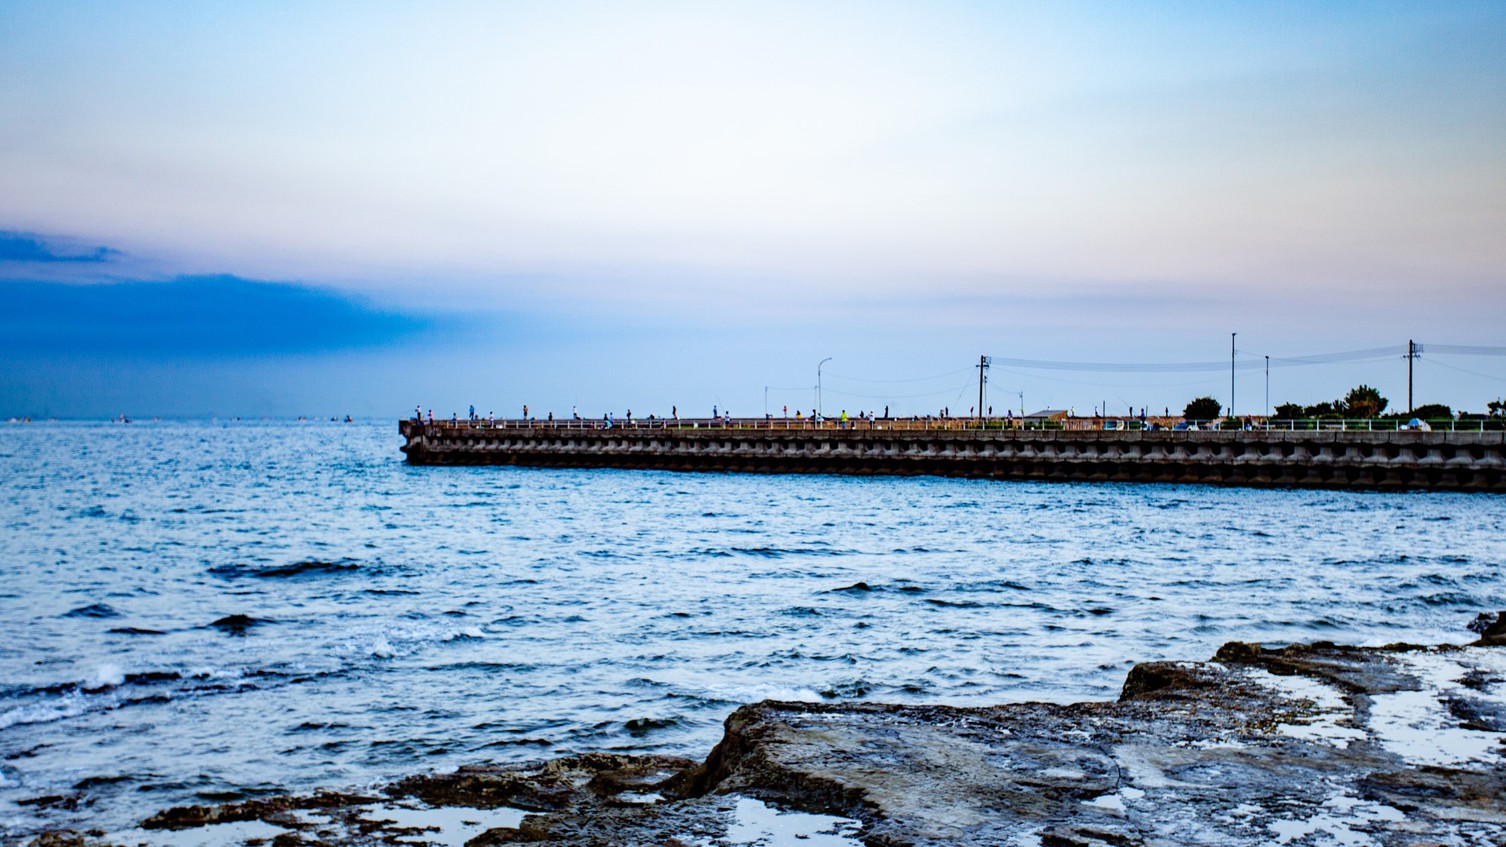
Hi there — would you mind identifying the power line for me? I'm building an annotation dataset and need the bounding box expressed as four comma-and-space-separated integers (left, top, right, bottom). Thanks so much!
988, 345, 1410, 373
1425, 358, 1506, 383
1421, 344, 1506, 357
1268, 346, 1406, 367
995, 367, 1222, 389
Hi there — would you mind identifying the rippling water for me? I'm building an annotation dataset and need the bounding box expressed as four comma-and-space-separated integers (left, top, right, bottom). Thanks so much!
2, 420, 1504, 838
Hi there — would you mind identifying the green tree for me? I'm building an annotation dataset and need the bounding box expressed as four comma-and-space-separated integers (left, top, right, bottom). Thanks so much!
1183, 396, 1222, 420
1341, 385, 1387, 418
1489, 399, 1505, 417
1274, 402, 1304, 419
1410, 403, 1452, 420
1305, 400, 1341, 418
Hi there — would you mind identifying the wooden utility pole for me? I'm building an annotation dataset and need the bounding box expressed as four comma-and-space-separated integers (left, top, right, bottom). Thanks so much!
1406, 340, 1422, 413
977, 355, 990, 429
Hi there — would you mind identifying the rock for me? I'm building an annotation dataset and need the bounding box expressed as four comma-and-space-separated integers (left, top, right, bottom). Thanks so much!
1039, 824, 1142, 846
142, 791, 376, 830
26, 832, 88, 847
1468, 610, 1506, 645
121, 639, 1506, 846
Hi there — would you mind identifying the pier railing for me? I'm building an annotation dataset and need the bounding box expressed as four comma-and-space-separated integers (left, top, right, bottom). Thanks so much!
407, 416, 1504, 434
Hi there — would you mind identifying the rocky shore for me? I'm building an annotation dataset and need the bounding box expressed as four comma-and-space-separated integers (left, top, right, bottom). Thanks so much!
32, 615, 1506, 847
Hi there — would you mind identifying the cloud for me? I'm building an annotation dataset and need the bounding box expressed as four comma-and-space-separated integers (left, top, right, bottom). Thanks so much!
0, 275, 442, 357
0, 230, 122, 264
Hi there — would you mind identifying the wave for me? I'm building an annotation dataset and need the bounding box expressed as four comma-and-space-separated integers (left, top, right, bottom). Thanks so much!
724, 546, 851, 559
780, 606, 822, 617
62, 603, 120, 619
820, 679, 872, 699
924, 598, 990, 609
824, 581, 931, 596
623, 715, 683, 736
208, 560, 363, 579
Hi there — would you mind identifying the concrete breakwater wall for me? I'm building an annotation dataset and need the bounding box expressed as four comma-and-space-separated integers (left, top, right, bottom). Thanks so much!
398, 420, 1506, 491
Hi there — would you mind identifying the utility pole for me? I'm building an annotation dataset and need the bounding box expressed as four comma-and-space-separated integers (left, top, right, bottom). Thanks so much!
1265, 355, 1270, 421
977, 355, 990, 429
1230, 332, 1237, 418
1406, 340, 1422, 413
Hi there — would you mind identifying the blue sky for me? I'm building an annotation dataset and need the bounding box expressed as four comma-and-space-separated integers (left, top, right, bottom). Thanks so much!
1, 1, 1503, 418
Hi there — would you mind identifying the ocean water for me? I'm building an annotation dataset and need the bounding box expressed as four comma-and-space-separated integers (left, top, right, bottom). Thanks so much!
2, 420, 1504, 838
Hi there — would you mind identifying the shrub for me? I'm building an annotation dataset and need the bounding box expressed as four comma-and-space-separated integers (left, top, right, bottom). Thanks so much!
1183, 396, 1222, 420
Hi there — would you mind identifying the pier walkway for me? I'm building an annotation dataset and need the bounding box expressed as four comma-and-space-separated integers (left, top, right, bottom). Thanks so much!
400, 418, 1505, 492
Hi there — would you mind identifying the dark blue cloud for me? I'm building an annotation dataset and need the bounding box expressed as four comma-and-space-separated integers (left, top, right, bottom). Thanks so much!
0, 231, 121, 263
0, 275, 439, 356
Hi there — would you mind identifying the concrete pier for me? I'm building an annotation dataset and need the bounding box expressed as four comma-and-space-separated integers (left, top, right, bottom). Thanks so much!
398, 419, 1506, 492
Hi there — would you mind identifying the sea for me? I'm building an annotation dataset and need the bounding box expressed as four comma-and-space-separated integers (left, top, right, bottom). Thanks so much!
2, 419, 1504, 839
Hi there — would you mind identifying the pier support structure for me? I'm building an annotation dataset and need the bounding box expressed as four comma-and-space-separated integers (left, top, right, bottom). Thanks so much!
399, 420, 1505, 492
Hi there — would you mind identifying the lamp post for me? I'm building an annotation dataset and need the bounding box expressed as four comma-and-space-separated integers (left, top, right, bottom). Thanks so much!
1264, 356, 1270, 422
817, 357, 832, 419
1228, 332, 1236, 420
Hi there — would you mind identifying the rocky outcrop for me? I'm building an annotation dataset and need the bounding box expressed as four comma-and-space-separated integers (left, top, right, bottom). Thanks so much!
41, 635, 1506, 847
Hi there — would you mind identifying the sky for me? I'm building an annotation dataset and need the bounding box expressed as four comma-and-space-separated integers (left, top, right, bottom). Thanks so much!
1, 1, 1503, 419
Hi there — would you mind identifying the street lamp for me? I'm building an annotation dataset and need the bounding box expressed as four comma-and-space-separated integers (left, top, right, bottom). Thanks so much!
817, 357, 832, 418
1230, 332, 1236, 419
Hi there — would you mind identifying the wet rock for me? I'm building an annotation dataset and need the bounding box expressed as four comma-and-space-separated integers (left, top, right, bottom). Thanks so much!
116, 639, 1506, 846
141, 791, 377, 830
26, 831, 89, 847
385, 754, 691, 812
1118, 659, 1225, 700
1039, 824, 1142, 846
1468, 610, 1506, 645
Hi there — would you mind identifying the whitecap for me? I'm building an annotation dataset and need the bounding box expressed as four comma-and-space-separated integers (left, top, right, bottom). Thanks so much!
0, 695, 93, 731
86, 664, 125, 690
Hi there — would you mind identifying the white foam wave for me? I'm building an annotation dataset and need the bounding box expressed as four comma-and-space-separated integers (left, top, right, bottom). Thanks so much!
706, 685, 824, 704
0, 694, 93, 730
87, 664, 125, 690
